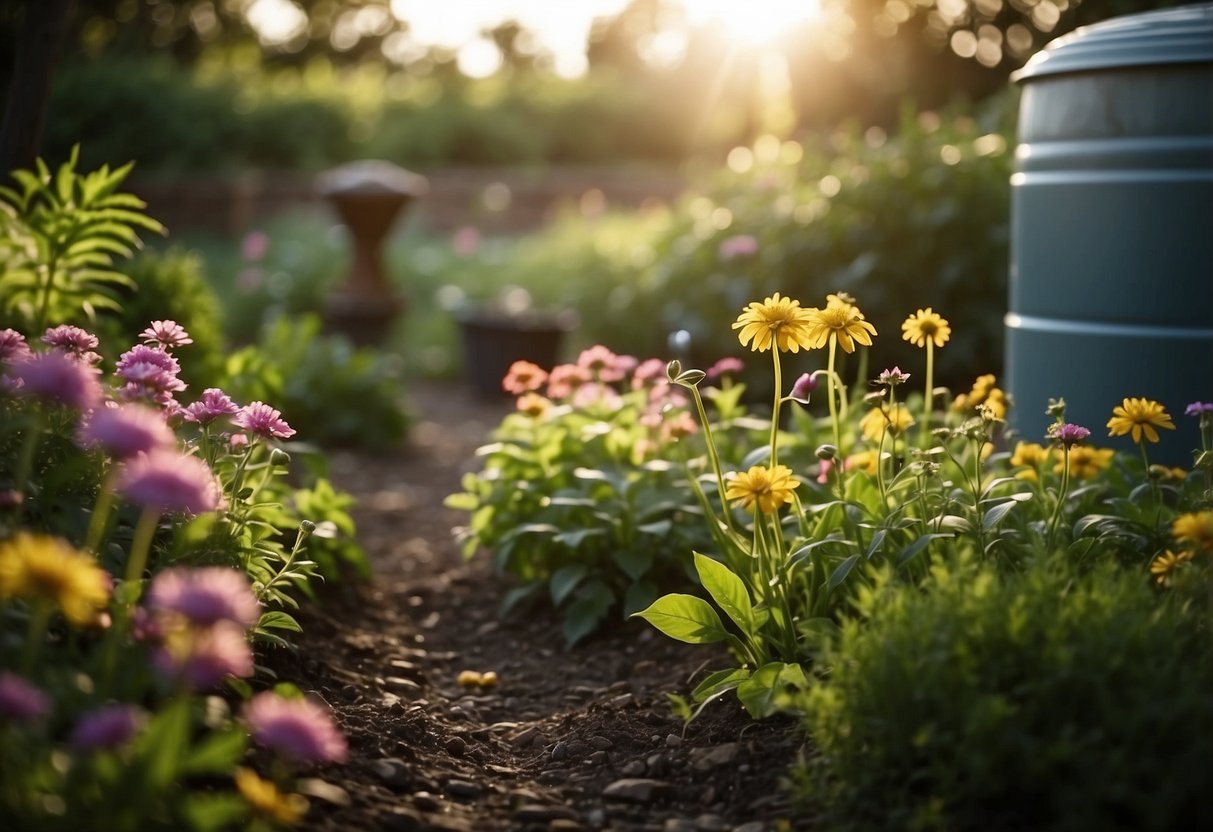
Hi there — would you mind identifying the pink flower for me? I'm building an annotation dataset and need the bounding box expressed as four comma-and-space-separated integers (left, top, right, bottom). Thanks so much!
242, 231, 270, 262
1185, 402, 1213, 416
718, 234, 758, 260
139, 320, 193, 349
244, 692, 348, 764
790, 373, 818, 403
42, 325, 101, 365
146, 567, 260, 629
153, 622, 254, 690
660, 411, 698, 441
1048, 423, 1091, 448
13, 351, 103, 411
0, 329, 32, 365
116, 344, 181, 380
576, 345, 627, 383
877, 367, 910, 387
816, 458, 834, 485
547, 363, 591, 400
183, 388, 241, 426
631, 358, 668, 390
71, 704, 142, 751
116, 344, 186, 407
706, 357, 745, 381
233, 402, 296, 440
502, 361, 548, 395
79, 403, 175, 459
572, 382, 623, 411
0, 672, 50, 721
117, 450, 223, 514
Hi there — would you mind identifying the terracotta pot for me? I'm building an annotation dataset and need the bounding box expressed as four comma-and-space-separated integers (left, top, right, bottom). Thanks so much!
457, 309, 576, 399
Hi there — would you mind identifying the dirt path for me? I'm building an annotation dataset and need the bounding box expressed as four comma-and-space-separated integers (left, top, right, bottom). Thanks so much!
271, 382, 809, 832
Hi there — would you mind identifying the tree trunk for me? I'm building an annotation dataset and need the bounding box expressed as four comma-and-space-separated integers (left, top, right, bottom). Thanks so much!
0, 0, 75, 175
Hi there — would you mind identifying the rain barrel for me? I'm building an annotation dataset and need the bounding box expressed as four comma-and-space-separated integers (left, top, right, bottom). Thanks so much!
1006, 3, 1213, 462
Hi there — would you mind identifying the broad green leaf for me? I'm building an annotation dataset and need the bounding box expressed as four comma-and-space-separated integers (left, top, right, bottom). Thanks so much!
182, 729, 247, 776
693, 552, 755, 636
737, 662, 809, 719
633, 594, 730, 644
499, 582, 540, 616
257, 611, 302, 632
563, 579, 615, 646
982, 500, 1019, 531
827, 554, 861, 592
612, 546, 653, 581
896, 533, 953, 566
553, 527, 605, 549
549, 564, 588, 606
691, 667, 752, 703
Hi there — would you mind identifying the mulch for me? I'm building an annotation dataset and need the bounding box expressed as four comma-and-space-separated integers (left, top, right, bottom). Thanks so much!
262, 382, 812, 832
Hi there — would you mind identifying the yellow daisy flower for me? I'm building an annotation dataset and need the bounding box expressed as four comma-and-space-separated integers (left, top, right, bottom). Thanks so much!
1172, 511, 1213, 553
826, 292, 862, 316
1054, 445, 1115, 480
0, 533, 109, 627
1010, 441, 1048, 482
845, 450, 880, 476
725, 464, 799, 514
1107, 397, 1175, 444
732, 293, 815, 353
1149, 549, 1194, 586
860, 404, 914, 441
802, 302, 877, 354
235, 768, 308, 826
901, 308, 951, 349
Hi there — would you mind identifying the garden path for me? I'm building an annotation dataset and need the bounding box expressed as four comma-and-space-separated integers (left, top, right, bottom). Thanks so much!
271, 381, 809, 832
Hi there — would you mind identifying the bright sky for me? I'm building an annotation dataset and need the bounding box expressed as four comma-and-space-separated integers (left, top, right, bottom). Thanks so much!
248, 0, 824, 78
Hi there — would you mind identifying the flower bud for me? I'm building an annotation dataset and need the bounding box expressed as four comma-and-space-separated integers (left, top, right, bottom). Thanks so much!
270, 448, 291, 467
816, 444, 837, 461
299, 519, 317, 535
666, 360, 682, 382
789, 373, 816, 403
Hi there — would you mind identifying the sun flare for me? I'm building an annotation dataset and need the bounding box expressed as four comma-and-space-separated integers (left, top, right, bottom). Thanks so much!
685, 0, 824, 45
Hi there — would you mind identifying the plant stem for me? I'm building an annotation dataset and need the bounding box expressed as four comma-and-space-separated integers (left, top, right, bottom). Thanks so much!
33, 253, 58, 335
15, 405, 44, 499
921, 340, 935, 448
20, 600, 52, 675
690, 385, 735, 537
769, 348, 782, 468
123, 508, 160, 597
1045, 446, 1071, 553
84, 469, 118, 554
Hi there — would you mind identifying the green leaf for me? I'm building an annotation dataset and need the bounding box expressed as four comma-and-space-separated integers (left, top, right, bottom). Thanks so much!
549, 564, 588, 606
257, 611, 303, 632
500, 582, 540, 616
982, 500, 1019, 531
623, 579, 658, 617
612, 546, 653, 581
182, 729, 247, 776
179, 794, 250, 832
736, 662, 809, 719
691, 667, 752, 703
632, 594, 730, 644
693, 552, 755, 636
827, 554, 861, 592
553, 527, 605, 549
896, 533, 953, 566
563, 579, 615, 646
443, 492, 479, 512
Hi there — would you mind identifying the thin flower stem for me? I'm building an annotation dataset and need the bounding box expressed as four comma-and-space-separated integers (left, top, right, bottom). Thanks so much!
84, 470, 118, 554
1046, 446, 1071, 553
124, 508, 160, 595
20, 600, 53, 675
689, 385, 736, 538
826, 337, 846, 499
769, 348, 782, 468
15, 406, 44, 499
33, 253, 59, 336
921, 341, 935, 448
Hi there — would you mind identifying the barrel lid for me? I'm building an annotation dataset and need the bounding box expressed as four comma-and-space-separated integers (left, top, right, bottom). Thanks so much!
1013, 3, 1213, 83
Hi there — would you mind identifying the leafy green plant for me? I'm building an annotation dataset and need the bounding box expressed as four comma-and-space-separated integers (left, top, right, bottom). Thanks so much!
220, 314, 409, 450
792, 557, 1213, 832
0, 148, 163, 333
446, 348, 772, 644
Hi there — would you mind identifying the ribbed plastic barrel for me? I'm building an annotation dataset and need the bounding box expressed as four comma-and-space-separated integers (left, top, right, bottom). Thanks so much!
1006, 4, 1213, 461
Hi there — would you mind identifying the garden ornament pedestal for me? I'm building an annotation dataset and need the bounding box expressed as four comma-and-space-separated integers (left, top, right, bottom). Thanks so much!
318, 160, 428, 345
1006, 4, 1213, 462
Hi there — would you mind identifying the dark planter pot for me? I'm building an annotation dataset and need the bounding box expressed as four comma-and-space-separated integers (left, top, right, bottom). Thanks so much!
457, 309, 576, 399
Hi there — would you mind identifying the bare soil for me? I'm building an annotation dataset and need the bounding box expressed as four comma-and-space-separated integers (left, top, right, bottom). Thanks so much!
266, 382, 811, 832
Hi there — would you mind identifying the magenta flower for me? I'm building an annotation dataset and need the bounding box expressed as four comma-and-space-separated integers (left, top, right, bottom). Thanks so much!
153, 622, 254, 690
116, 344, 186, 407
1049, 422, 1091, 448
576, 345, 627, 383
70, 704, 143, 751
146, 567, 260, 629
790, 373, 818, 402
233, 402, 296, 440
546, 363, 591, 399
13, 351, 103, 411
244, 692, 348, 764
1185, 402, 1213, 416
706, 357, 745, 380
42, 325, 102, 365
572, 382, 624, 411
183, 388, 241, 426
139, 320, 193, 349
0, 329, 32, 365
116, 450, 223, 514
116, 344, 181, 380
0, 672, 50, 721
79, 402, 175, 459
718, 233, 759, 260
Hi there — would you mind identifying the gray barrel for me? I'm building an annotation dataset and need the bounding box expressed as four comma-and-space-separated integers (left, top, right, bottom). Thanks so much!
1006, 4, 1213, 462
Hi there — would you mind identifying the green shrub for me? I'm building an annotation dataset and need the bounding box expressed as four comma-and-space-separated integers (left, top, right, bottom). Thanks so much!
794, 558, 1213, 832
221, 314, 409, 449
